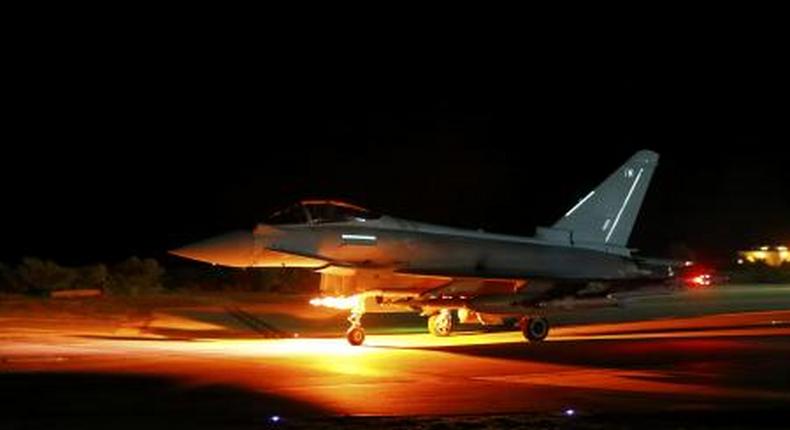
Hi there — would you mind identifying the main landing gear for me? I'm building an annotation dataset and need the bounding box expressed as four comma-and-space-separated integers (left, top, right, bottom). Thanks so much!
427, 309, 454, 337
521, 316, 550, 342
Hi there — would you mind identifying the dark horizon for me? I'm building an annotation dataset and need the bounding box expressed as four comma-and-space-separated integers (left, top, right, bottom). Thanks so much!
3, 56, 788, 266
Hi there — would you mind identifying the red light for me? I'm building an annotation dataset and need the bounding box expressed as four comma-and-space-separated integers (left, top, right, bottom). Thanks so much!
686, 273, 712, 287
679, 263, 716, 288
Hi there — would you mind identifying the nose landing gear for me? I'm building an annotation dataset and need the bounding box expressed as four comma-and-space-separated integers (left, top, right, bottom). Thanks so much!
346, 309, 365, 346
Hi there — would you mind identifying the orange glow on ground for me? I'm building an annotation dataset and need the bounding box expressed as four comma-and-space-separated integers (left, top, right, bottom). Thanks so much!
3, 296, 790, 417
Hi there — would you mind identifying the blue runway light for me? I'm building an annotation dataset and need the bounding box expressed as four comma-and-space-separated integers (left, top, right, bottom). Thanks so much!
564, 408, 575, 417
270, 415, 281, 423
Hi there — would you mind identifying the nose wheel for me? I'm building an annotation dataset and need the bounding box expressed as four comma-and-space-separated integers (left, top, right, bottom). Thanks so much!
346, 325, 365, 346
346, 309, 365, 346
521, 316, 550, 342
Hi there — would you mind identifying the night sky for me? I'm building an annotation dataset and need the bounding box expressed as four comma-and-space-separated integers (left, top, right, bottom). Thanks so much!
3, 42, 788, 266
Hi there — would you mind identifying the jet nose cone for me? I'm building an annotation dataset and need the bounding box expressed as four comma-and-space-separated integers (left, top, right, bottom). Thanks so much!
170, 230, 255, 267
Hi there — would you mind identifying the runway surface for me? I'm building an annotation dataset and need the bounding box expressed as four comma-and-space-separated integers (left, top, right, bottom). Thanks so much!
1, 284, 790, 428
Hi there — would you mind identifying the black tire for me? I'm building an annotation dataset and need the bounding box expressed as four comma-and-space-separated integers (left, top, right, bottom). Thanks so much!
346, 327, 365, 346
522, 317, 550, 342
428, 313, 453, 337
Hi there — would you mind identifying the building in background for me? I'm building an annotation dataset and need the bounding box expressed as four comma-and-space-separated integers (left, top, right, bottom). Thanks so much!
738, 246, 790, 267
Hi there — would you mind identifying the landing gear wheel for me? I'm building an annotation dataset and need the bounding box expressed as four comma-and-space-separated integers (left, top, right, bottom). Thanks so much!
428, 312, 454, 337
346, 326, 365, 346
521, 316, 550, 342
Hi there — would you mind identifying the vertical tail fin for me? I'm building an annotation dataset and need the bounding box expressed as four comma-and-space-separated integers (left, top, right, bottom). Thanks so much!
550, 150, 659, 249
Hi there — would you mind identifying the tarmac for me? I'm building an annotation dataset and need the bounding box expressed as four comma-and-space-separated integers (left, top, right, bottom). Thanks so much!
1, 284, 789, 429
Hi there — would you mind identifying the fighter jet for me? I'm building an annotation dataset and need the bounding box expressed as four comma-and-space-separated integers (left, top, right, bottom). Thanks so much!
172, 150, 686, 345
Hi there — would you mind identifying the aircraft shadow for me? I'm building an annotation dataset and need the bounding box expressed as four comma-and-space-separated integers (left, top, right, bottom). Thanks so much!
380, 334, 790, 394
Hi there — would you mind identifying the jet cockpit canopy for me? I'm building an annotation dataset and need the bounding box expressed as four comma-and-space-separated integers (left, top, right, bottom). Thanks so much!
266, 200, 381, 225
